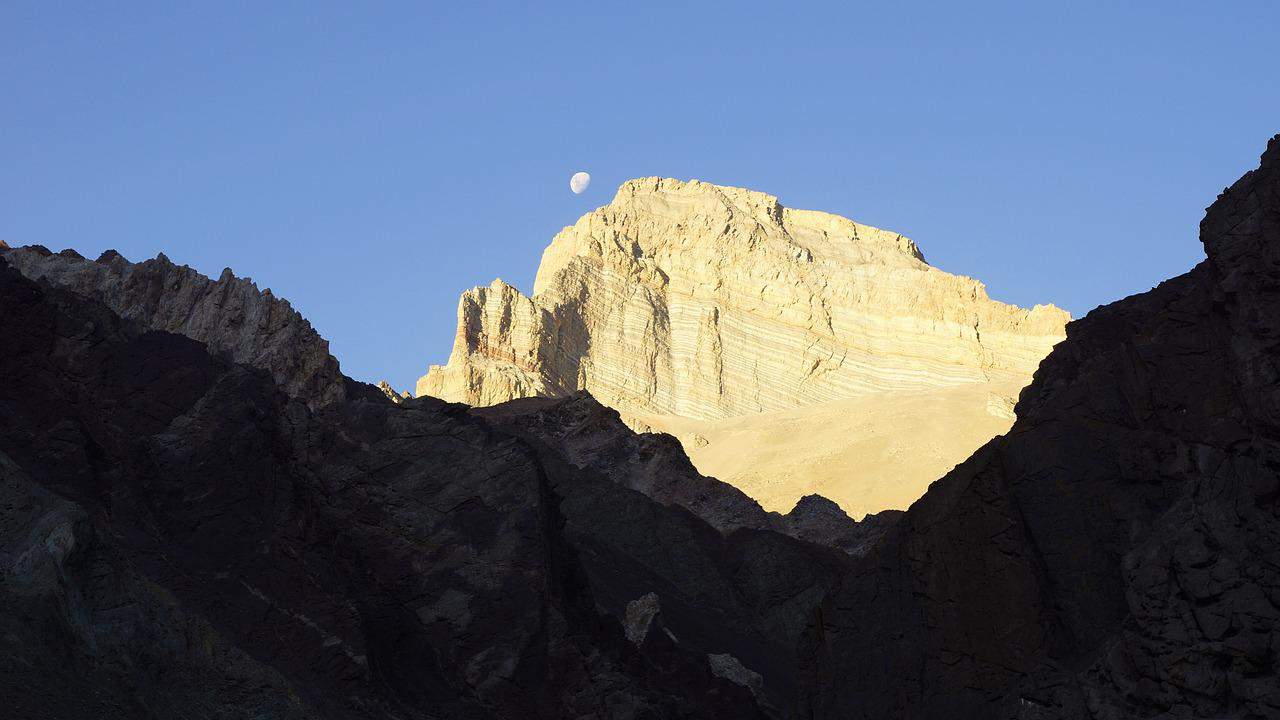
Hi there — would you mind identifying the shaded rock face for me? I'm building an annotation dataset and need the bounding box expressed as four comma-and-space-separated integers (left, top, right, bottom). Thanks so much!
0, 257, 847, 718
0, 245, 358, 409
799, 136, 1280, 718
780, 495, 902, 558
473, 392, 897, 557
474, 393, 777, 534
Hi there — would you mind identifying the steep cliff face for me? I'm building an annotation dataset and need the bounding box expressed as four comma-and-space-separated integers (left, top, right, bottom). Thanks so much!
0, 245, 356, 409
421, 178, 1067, 418
799, 137, 1280, 719
418, 179, 1068, 515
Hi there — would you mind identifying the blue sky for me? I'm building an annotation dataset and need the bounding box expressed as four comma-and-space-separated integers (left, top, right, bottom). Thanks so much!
3, 2, 1277, 390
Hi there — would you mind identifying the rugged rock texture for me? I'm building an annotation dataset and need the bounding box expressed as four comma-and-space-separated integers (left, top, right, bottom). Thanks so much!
4, 137, 1280, 719
417, 179, 1068, 515
473, 393, 893, 556
420, 179, 1068, 418
0, 245, 354, 409
0, 244, 879, 540
474, 394, 776, 534
376, 380, 411, 403
0, 255, 847, 718
779, 496, 902, 559
799, 137, 1280, 718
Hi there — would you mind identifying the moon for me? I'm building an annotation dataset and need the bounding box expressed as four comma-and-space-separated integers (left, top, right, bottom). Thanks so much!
569, 171, 590, 194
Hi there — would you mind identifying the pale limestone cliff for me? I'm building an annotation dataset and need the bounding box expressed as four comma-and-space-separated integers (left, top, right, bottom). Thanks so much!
419, 178, 1069, 515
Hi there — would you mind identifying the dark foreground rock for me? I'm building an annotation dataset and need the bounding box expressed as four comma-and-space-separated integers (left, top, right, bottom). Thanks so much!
799, 137, 1280, 719
2, 136, 1280, 719
0, 245, 358, 408
473, 394, 891, 556
0, 245, 889, 560
0, 254, 846, 718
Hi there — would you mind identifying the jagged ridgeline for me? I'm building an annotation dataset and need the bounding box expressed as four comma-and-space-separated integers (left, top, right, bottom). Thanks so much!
420, 178, 1070, 516
1, 135, 1277, 719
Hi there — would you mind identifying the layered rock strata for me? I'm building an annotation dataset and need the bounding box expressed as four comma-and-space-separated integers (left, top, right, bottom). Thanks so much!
420, 178, 1068, 418
418, 179, 1069, 514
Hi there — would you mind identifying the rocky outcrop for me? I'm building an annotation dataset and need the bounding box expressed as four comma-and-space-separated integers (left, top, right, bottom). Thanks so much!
420, 178, 1067, 418
0, 254, 847, 718
376, 380, 411, 403
798, 136, 1280, 718
474, 392, 892, 556
0, 245, 355, 409
779, 496, 902, 558
418, 179, 1068, 515
474, 393, 777, 534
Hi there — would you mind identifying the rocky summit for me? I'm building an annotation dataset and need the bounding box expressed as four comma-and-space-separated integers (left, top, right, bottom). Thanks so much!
2, 246, 352, 409
418, 178, 1069, 517
0, 136, 1278, 719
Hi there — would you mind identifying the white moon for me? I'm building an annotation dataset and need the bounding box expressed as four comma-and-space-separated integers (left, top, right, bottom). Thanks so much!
569, 171, 590, 194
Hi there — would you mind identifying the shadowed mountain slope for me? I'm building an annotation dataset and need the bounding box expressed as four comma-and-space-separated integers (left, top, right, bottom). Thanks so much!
799, 136, 1280, 718
0, 253, 848, 718
0, 245, 357, 409
1, 136, 1278, 719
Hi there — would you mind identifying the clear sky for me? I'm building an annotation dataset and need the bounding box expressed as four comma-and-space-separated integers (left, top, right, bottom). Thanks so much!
3, 2, 1277, 391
